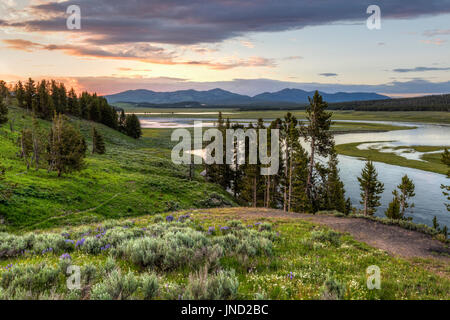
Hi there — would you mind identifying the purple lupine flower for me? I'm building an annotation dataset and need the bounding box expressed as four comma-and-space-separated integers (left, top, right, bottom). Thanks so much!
60, 253, 71, 260
255, 222, 262, 226
247, 225, 253, 228
75, 238, 86, 248
100, 244, 111, 251
166, 215, 174, 222
61, 232, 70, 238
207, 226, 215, 234
288, 272, 294, 280
220, 226, 230, 231
65, 239, 75, 244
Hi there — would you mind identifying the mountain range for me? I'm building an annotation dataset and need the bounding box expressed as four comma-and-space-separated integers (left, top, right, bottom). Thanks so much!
105, 88, 390, 105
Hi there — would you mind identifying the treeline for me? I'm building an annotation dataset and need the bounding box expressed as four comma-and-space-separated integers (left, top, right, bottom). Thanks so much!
0, 79, 142, 139
328, 94, 450, 111
204, 91, 351, 214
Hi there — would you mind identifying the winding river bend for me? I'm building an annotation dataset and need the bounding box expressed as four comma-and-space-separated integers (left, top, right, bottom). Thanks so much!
139, 115, 450, 228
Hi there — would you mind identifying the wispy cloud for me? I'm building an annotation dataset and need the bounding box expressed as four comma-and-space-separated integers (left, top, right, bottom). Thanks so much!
423, 29, 450, 37
421, 38, 446, 45
1, 38, 275, 70
319, 73, 338, 77
393, 66, 450, 73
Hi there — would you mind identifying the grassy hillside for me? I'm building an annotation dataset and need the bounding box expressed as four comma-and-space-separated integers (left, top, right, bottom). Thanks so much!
0, 105, 235, 231
0, 208, 448, 300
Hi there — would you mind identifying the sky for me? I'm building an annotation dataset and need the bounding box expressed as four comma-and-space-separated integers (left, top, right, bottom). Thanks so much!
1, 0, 450, 97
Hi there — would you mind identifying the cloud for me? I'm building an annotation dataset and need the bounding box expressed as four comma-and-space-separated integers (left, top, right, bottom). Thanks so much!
423, 29, 450, 37
2, 38, 44, 51
319, 73, 338, 77
2, 38, 275, 69
2, 0, 449, 45
240, 40, 255, 48
393, 66, 450, 73
421, 38, 446, 45
283, 56, 303, 61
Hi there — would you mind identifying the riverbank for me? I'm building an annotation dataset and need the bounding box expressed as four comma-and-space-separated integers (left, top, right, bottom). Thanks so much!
336, 142, 448, 175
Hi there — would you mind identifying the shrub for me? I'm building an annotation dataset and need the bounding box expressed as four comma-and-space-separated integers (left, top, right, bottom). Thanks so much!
320, 273, 346, 300
258, 222, 272, 232
0, 263, 62, 299
195, 192, 232, 208
310, 230, 341, 247
153, 215, 164, 223
115, 228, 215, 270
141, 273, 159, 300
183, 266, 239, 300
90, 270, 139, 300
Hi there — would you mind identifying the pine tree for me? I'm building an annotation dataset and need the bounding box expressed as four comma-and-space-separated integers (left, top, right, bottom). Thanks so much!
290, 130, 310, 213
264, 118, 283, 208
280, 113, 297, 211
0, 96, 7, 125
441, 148, 450, 211
301, 91, 334, 207
124, 114, 142, 139
432, 216, 439, 230
395, 175, 415, 217
119, 110, 126, 132
58, 83, 68, 114
47, 114, 87, 177
51, 80, 61, 113
31, 116, 46, 170
0, 81, 8, 100
357, 161, 384, 215
67, 88, 80, 116
18, 128, 33, 170
324, 150, 348, 213
15, 81, 25, 109
92, 127, 106, 154
240, 123, 261, 207
385, 195, 402, 219
35, 80, 54, 120
24, 78, 35, 112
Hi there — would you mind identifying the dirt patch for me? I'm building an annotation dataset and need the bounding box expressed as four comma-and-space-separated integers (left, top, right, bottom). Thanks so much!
199, 207, 450, 262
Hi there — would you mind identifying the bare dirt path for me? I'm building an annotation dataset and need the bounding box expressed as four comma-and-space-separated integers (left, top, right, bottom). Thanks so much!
201, 208, 450, 262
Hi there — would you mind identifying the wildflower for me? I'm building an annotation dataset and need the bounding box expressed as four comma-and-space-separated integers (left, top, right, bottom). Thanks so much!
166, 215, 174, 222
100, 244, 111, 251
207, 226, 215, 234
75, 238, 86, 248
60, 253, 71, 260
65, 239, 75, 244
61, 232, 70, 238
